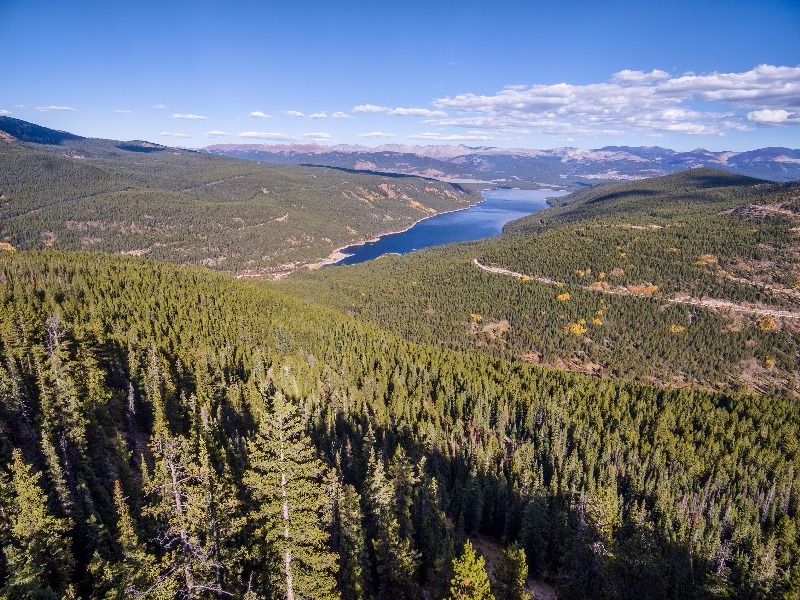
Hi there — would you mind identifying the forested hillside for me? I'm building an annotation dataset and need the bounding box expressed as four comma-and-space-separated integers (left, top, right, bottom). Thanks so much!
0, 117, 474, 276
2, 117, 799, 600
281, 170, 800, 395
0, 252, 798, 599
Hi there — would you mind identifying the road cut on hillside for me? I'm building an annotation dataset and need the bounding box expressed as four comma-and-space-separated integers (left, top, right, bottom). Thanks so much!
472, 258, 800, 320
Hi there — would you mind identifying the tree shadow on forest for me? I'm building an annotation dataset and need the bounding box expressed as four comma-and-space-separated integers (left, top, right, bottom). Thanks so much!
300, 163, 437, 181
309, 408, 737, 600
116, 143, 168, 153
0, 116, 83, 145
584, 189, 660, 206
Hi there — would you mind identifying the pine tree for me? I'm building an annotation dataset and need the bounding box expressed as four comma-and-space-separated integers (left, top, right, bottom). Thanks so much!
390, 446, 418, 541
612, 504, 668, 600
244, 392, 339, 600
188, 403, 247, 596
363, 446, 419, 600
413, 471, 452, 592
447, 540, 494, 600
518, 493, 550, 578
460, 472, 484, 534
492, 543, 531, 600
143, 431, 227, 598
558, 486, 620, 600
0, 465, 12, 585
337, 484, 366, 600
90, 480, 174, 599
1, 449, 74, 600
784, 564, 800, 600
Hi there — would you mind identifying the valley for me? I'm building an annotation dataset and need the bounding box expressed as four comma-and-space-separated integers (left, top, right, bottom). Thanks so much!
5, 2, 800, 597
331, 188, 567, 266
0, 118, 798, 600
280, 169, 800, 396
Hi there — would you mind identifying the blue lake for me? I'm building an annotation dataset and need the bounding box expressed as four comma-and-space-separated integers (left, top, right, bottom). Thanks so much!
331, 187, 568, 266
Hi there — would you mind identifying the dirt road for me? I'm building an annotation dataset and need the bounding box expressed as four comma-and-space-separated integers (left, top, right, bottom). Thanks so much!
472, 258, 800, 320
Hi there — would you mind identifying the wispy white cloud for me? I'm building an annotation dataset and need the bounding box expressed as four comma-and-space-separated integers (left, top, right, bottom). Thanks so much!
0, 109, 11, 116
151, 103, 168, 110
239, 131, 293, 140
353, 104, 447, 117
172, 113, 207, 120
36, 105, 75, 112
746, 109, 800, 125
114, 109, 132, 114
161, 131, 192, 138
13, 104, 26, 108
283, 110, 351, 120
611, 69, 670, 83
409, 132, 494, 142
388, 107, 447, 117
238, 131, 332, 142
353, 104, 386, 113
249, 111, 273, 119
206, 130, 231, 137
303, 132, 332, 141
429, 64, 800, 137
358, 131, 396, 138
656, 65, 800, 106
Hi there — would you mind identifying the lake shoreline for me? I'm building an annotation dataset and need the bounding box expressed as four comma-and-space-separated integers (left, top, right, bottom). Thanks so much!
303, 196, 490, 270
303, 187, 568, 271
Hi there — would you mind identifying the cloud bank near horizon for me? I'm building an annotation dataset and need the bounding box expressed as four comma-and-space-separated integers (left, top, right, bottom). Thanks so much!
428, 65, 800, 137
10, 65, 799, 149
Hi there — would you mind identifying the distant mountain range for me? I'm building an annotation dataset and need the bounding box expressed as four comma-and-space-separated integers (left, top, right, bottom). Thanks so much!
206, 143, 800, 185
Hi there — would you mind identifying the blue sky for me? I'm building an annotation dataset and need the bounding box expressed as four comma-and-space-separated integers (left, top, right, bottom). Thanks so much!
1, 0, 799, 151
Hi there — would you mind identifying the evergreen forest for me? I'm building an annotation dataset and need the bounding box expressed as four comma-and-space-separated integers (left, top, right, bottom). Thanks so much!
0, 120, 798, 599
0, 252, 797, 598
283, 170, 800, 396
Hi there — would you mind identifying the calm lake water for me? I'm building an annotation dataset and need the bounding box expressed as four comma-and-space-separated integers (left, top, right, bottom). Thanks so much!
331, 188, 568, 266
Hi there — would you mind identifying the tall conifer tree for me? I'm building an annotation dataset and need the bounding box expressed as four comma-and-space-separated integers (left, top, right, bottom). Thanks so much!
90, 480, 174, 599
1, 450, 74, 599
363, 446, 420, 600
144, 431, 228, 598
447, 540, 494, 600
492, 543, 531, 600
244, 392, 338, 600
337, 483, 366, 600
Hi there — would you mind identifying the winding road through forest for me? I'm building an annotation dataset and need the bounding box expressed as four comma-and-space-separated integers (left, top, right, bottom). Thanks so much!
472, 258, 800, 320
